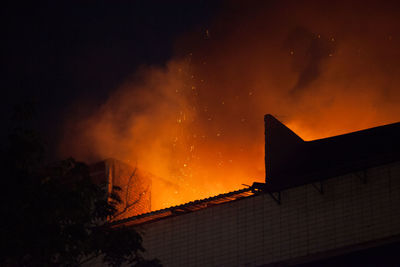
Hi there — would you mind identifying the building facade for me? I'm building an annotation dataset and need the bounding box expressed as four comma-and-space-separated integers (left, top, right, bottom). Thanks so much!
137, 161, 400, 266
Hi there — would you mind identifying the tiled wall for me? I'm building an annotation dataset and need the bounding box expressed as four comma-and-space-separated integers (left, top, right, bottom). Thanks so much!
140, 161, 400, 266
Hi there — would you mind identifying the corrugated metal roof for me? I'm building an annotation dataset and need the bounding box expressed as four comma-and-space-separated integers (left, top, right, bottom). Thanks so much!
113, 187, 256, 227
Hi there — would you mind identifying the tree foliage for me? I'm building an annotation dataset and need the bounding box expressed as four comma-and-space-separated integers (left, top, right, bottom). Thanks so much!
0, 104, 161, 266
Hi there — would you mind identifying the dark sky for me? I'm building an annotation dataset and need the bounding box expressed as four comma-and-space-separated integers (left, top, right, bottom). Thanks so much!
1, 1, 221, 156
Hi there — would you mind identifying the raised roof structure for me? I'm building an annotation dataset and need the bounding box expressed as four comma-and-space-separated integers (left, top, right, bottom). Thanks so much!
264, 114, 400, 191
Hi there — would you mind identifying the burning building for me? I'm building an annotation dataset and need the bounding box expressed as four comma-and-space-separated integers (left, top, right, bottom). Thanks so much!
110, 114, 400, 266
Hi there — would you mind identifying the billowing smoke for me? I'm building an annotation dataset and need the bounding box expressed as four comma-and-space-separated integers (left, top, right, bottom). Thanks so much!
60, 0, 400, 209
285, 27, 336, 93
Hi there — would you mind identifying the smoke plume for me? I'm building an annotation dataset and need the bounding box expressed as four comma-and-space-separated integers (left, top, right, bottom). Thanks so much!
61, 0, 400, 209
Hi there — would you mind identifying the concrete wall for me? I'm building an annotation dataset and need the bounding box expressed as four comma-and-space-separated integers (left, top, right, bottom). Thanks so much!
139, 161, 400, 266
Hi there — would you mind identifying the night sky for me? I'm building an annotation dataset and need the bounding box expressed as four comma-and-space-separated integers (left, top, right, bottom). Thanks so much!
2, 1, 221, 156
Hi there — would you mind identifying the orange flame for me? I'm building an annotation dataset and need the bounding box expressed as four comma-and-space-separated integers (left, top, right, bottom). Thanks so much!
60, 0, 400, 210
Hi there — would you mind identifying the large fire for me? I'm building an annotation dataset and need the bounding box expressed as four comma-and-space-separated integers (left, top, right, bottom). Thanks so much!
60, 1, 400, 210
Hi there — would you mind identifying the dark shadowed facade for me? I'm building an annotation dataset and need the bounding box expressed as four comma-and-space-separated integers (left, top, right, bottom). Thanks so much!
112, 115, 400, 266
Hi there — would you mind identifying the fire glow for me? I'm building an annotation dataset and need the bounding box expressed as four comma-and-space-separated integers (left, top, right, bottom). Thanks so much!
61, 1, 400, 211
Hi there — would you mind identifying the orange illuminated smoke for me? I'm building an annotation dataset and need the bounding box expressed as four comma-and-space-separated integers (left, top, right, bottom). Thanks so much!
61, 1, 400, 211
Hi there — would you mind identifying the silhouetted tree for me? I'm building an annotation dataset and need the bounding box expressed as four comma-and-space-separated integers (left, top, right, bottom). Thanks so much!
0, 102, 161, 266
